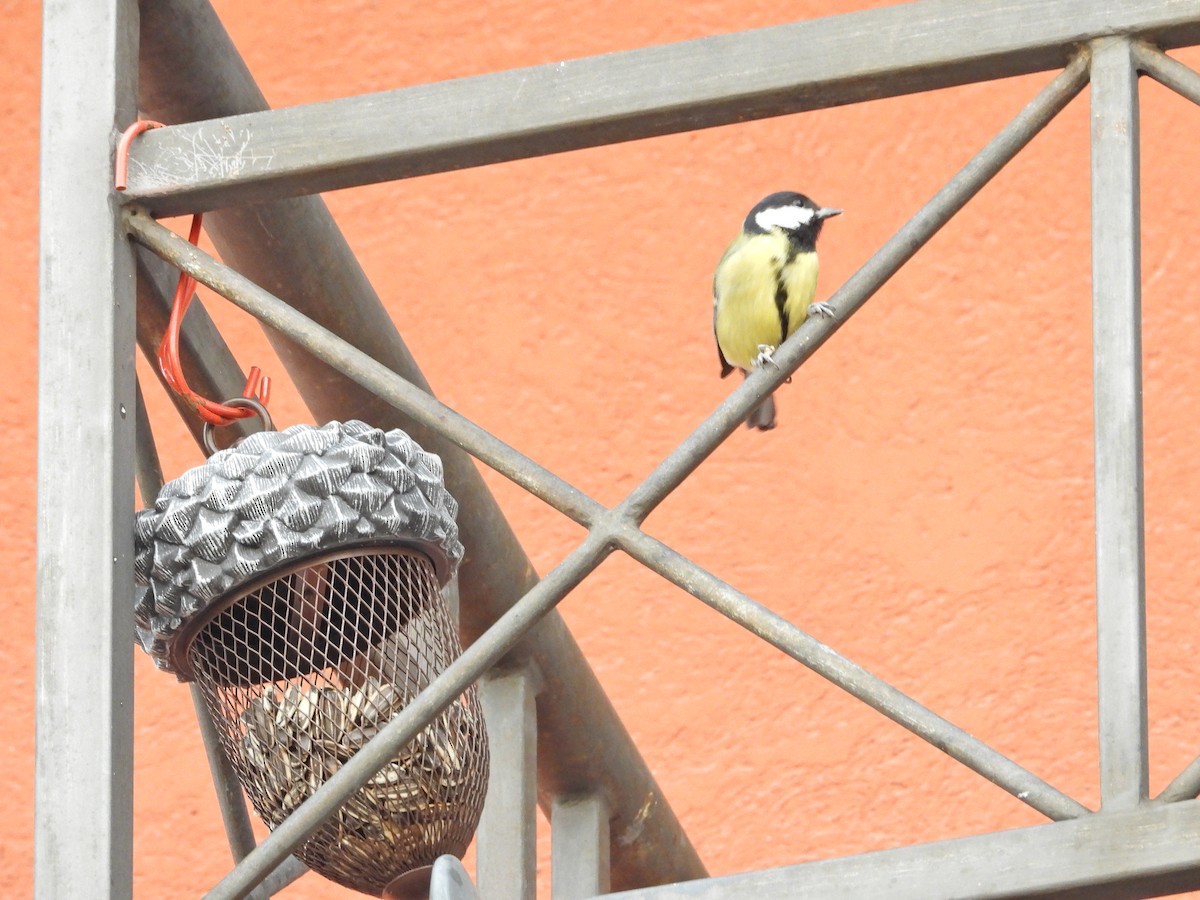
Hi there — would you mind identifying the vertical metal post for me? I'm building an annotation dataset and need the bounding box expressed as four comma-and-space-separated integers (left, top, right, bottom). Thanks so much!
552, 793, 611, 899
1089, 36, 1149, 811
36, 0, 138, 896
477, 668, 539, 900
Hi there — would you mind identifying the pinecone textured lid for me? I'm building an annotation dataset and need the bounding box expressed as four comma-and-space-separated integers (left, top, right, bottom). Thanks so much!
133, 420, 464, 674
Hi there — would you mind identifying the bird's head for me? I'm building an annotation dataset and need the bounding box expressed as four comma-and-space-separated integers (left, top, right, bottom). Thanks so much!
744, 191, 842, 246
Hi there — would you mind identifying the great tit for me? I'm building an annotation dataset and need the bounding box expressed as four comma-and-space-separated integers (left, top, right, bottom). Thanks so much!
713, 191, 841, 430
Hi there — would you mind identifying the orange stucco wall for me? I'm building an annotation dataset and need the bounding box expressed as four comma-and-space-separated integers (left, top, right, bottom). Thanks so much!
9, 1, 1200, 896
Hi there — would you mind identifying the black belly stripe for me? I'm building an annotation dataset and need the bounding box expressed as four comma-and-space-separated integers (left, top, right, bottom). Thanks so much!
774, 273, 790, 345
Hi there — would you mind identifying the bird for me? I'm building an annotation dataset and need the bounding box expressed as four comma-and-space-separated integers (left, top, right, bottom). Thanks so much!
713, 191, 841, 430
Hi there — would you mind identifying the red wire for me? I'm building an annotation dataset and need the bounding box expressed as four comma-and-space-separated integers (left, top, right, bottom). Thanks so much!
115, 120, 164, 191
155, 214, 272, 426
116, 121, 272, 428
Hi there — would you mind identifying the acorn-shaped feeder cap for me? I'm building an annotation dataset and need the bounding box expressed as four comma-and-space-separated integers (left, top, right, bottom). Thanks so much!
133, 420, 464, 677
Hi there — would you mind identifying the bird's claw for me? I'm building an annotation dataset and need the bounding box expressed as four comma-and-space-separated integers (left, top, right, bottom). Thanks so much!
808, 301, 836, 319
754, 344, 778, 368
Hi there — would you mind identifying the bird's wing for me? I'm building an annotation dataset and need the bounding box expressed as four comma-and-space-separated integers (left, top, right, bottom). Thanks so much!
714, 298, 734, 378
713, 234, 746, 379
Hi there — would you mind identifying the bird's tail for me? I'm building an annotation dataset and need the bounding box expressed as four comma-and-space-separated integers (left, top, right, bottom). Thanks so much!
745, 392, 777, 430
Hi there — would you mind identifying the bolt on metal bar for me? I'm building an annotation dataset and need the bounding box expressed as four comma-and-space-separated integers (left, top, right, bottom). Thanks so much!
618, 53, 1090, 524
135, 373, 306, 897
204, 532, 615, 899
1133, 40, 1200, 105
612, 523, 1091, 820
477, 669, 540, 900
123, 210, 605, 530
1089, 36, 1150, 812
36, 0, 138, 896
1159, 755, 1200, 804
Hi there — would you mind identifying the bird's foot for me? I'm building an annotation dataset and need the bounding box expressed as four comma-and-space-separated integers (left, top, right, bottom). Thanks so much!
754, 344, 778, 368
808, 301, 836, 319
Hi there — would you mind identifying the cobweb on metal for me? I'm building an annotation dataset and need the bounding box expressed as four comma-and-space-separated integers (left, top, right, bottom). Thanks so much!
188, 548, 488, 896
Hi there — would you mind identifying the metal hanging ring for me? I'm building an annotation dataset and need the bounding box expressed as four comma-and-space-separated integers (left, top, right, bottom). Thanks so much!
200, 396, 274, 457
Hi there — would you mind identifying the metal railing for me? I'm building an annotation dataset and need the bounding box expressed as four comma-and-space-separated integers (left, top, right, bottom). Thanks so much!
35, 0, 1200, 897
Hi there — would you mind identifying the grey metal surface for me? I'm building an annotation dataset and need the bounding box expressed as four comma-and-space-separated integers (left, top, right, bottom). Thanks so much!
134, 379, 166, 507
123, 0, 1200, 214
125, 53, 1090, 823
256, 857, 310, 896
36, 0, 137, 897
136, 4, 704, 890
478, 669, 539, 900
1089, 36, 1149, 812
1134, 41, 1200, 105
601, 798, 1200, 900
1160, 754, 1200, 804
430, 856, 483, 900
189, 686, 259, 860
552, 794, 611, 900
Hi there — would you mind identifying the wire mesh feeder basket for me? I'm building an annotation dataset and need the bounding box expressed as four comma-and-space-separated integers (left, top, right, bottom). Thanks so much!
133, 420, 489, 896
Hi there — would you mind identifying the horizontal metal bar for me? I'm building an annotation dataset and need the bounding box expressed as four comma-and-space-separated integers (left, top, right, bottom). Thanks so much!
1158, 755, 1200, 804
125, 0, 1194, 214
124, 209, 604, 529
1133, 40, 1200, 104
619, 52, 1089, 523
602, 798, 1200, 900
612, 524, 1090, 821
205, 532, 614, 899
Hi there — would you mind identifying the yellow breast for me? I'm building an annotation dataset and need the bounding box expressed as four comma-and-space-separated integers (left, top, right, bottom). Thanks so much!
714, 233, 820, 370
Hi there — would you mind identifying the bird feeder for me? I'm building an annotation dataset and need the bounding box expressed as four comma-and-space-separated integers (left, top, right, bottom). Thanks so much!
133, 420, 489, 896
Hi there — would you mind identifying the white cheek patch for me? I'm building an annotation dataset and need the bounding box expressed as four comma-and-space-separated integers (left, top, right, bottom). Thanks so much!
754, 205, 815, 232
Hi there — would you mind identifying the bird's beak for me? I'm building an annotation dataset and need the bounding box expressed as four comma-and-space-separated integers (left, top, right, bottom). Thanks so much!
816, 207, 843, 220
